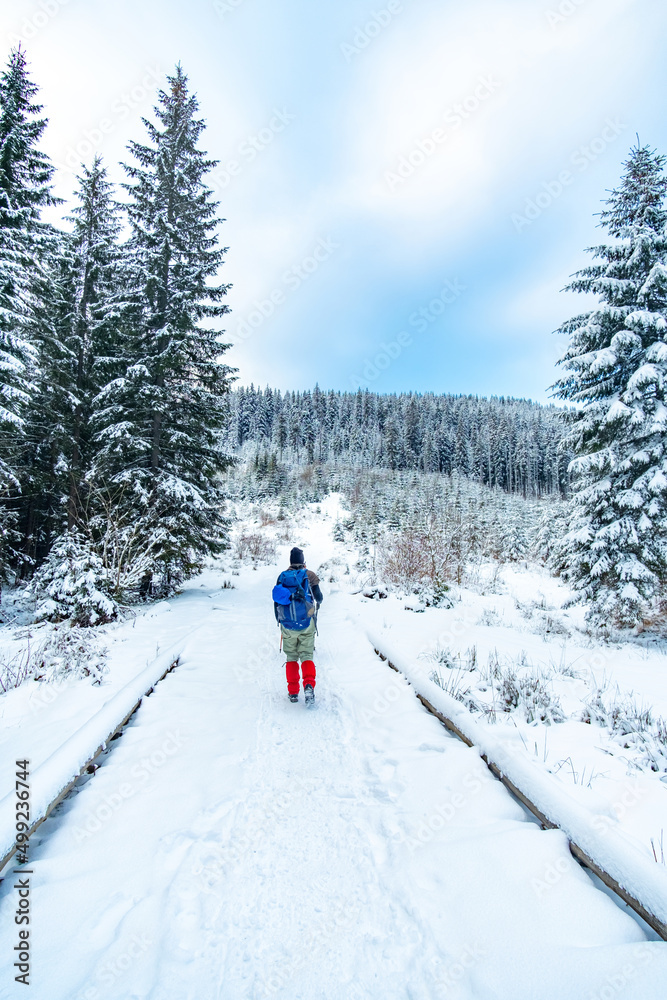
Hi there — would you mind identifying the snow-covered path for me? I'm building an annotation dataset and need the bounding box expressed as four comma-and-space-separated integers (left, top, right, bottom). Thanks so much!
2, 559, 666, 999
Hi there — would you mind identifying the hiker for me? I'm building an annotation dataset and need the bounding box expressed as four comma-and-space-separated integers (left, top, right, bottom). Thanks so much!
273, 546, 323, 705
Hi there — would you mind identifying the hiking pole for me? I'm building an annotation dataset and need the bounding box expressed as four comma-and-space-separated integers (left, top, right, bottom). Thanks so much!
280, 633, 283, 652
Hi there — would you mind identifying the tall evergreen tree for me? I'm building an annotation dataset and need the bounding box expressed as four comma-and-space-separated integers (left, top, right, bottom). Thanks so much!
555, 143, 667, 626
18, 156, 123, 571
0, 47, 57, 574
63, 157, 124, 528
93, 66, 235, 596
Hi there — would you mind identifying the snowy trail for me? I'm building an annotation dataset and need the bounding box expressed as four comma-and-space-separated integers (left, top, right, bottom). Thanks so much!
1, 561, 667, 999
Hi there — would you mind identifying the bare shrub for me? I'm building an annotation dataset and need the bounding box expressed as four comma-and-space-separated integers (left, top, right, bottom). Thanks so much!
81, 482, 154, 597
378, 523, 460, 599
0, 626, 108, 692
276, 520, 292, 542
638, 598, 667, 632
380, 530, 421, 591
0, 646, 34, 693
33, 627, 108, 684
235, 532, 277, 565
429, 667, 480, 711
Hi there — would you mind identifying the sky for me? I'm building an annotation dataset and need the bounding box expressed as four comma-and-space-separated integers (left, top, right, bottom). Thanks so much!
2, 0, 666, 404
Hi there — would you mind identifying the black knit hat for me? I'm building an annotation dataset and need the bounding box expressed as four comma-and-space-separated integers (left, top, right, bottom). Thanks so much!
290, 546, 305, 566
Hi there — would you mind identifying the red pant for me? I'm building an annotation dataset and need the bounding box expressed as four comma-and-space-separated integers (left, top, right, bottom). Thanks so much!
286, 660, 316, 695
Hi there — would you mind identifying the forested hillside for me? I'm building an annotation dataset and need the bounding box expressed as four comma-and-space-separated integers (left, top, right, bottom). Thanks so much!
225, 386, 571, 497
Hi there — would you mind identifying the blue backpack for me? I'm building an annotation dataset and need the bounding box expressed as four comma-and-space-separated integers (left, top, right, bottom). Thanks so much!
273, 568, 315, 631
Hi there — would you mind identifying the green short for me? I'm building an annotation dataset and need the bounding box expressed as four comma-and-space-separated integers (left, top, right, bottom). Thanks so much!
281, 619, 316, 662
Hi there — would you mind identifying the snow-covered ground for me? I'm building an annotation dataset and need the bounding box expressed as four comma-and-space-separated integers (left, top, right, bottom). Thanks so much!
1, 495, 666, 998
311, 496, 667, 871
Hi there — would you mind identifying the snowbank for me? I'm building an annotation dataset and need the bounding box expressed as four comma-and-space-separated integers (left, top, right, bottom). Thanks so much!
0, 641, 185, 871
365, 624, 667, 933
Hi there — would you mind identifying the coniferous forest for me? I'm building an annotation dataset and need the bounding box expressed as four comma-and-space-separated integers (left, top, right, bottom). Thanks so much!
224, 386, 571, 497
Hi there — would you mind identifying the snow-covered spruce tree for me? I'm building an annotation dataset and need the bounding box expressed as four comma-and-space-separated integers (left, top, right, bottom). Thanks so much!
13, 235, 68, 571
92, 66, 235, 597
30, 529, 117, 626
555, 143, 667, 627
60, 157, 124, 531
18, 157, 123, 569
0, 48, 58, 576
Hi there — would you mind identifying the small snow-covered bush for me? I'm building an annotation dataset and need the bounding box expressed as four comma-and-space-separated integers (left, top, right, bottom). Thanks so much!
34, 626, 108, 684
534, 612, 570, 639
30, 532, 118, 627
499, 667, 520, 710
514, 598, 570, 639
429, 578, 454, 608
317, 556, 346, 583
496, 664, 565, 724
518, 674, 565, 725
514, 599, 534, 621
581, 688, 667, 772
426, 645, 477, 672
581, 687, 652, 735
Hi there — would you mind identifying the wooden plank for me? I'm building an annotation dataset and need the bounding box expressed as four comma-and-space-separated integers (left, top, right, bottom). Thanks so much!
569, 843, 667, 940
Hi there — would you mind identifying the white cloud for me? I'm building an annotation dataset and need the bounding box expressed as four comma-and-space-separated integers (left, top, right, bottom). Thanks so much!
334, 0, 641, 234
